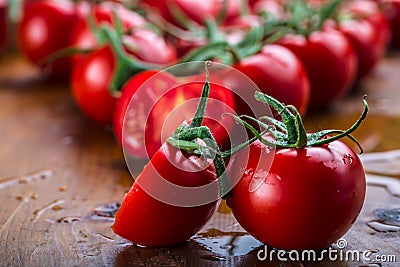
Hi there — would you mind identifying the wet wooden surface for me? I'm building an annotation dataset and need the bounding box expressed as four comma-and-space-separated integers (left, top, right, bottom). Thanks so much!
0, 51, 399, 266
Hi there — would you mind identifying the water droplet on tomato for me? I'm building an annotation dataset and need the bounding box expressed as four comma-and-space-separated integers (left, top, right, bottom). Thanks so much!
342, 154, 354, 165
248, 169, 268, 193
243, 168, 254, 177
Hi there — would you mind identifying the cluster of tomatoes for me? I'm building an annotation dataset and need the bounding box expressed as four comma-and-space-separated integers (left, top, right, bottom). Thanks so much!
1, 0, 400, 251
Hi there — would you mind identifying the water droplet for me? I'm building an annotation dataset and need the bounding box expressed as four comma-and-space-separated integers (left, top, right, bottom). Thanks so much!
243, 168, 254, 177
57, 216, 82, 223
360, 150, 400, 176
248, 169, 268, 193
367, 174, 400, 197
92, 202, 121, 218
342, 154, 354, 165
367, 221, 400, 232
373, 208, 400, 225
193, 229, 262, 256
0, 169, 55, 189
200, 255, 227, 261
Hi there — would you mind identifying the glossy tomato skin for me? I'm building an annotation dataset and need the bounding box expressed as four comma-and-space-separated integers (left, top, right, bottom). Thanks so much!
278, 29, 357, 112
226, 140, 366, 250
112, 142, 219, 246
381, 0, 400, 48
344, 0, 391, 52
71, 46, 116, 125
18, 0, 79, 80
338, 19, 386, 81
113, 70, 163, 156
114, 73, 235, 159
235, 44, 310, 116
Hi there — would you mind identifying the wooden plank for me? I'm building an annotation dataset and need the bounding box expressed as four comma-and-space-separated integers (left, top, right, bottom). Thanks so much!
0, 52, 399, 266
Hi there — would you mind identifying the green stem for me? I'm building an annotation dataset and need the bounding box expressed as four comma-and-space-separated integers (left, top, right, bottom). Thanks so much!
190, 61, 211, 128
100, 25, 162, 93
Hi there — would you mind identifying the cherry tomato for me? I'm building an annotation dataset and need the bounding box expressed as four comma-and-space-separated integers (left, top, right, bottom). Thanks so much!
344, 0, 391, 52
381, 0, 400, 48
112, 142, 219, 246
18, 0, 80, 80
338, 18, 386, 81
227, 139, 366, 250
71, 28, 176, 125
0, 0, 6, 50
278, 29, 357, 111
234, 44, 310, 116
71, 46, 116, 125
114, 72, 236, 158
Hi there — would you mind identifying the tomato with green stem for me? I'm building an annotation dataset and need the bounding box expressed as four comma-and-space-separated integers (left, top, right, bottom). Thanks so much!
112, 63, 229, 246
226, 92, 368, 250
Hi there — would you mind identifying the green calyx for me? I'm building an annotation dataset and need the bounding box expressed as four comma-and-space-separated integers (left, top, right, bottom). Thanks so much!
166, 62, 231, 198
232, 92, 368, 153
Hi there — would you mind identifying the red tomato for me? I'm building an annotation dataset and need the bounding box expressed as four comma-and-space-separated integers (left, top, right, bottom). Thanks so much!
114, 72, 236, 159
344, 0, 391, 52
112, 142, 219, 246
69, 1, 146, 63
71, 28, 176, 125
113, 70, 171, 157
71, 46, 116, 125
234, 44, 310, 116
18, 0, 80, 80
278, 29, 357, 111
338, 18, 386, 81
226, 140, 366, 250
0, 0, 6, 50
381, 0, 400, 48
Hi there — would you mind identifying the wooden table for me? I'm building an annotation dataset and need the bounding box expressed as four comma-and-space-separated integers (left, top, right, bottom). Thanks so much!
0, 52, 399, 266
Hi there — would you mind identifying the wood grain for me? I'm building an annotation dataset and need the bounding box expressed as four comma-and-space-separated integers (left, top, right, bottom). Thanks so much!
0, 52, 399, 267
